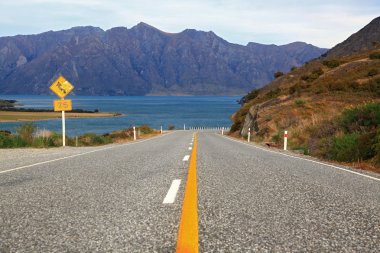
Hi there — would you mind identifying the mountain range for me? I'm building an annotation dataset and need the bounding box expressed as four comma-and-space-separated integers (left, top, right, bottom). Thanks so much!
0, 23, 326, 96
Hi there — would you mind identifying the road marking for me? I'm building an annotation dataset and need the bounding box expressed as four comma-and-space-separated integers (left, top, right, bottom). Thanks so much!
176, 134, 198, 253
189, 147, 192, 150
163, 179, 181, 204
221, 135, 380, 182
190, 142, 193, 145
183, 155, 190, 161
0, 133, 173, 175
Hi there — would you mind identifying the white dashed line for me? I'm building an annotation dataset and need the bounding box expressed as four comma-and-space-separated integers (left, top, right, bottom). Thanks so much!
183, 155, 190, 161
189, 147, 192, 150
163, 179, 181, 204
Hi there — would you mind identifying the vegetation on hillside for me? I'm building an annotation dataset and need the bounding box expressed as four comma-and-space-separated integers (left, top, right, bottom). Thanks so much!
231, 49, 380, 171
307, 103, 380, 166
0, 124, 159, 148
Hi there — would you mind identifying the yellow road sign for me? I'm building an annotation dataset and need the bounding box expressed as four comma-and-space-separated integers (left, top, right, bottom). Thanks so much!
50, 75, 74, 98
54, 99, 72, 111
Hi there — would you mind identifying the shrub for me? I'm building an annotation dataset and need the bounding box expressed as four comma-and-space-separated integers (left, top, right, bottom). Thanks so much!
289, 84, 301, 95
330, 133, 375, 162
295, 99, 305, 107
340, 103, 380, 133
312, 68, 324, 76
301, 75, 309, 81
0, 130, 11, 136
369, 52, 380, 60
274, 71, 284, 78
230, 122, 241, 133
271, 133, 281, 143
357, 133, 376, 160
367, 69, 379, 77
16, 123, 36, 145
245, 89, 259, 101
292, 146, 309, 155
168, 125, 175, 130
322, 59, 340, 68
239, 89, 260, 105
137, 125, 154, 134
32, 137, 49, 148
79, 133, 111, 146
364, 78, 380, 96
32, 135, 59, 148
265, 88, 281, 99
330, 134, 360, 162
373, 127, 380, 165
109, 128, 133, 139
291, 66, 297, 71
301, 68, 324, 82
327, 82, 347, 92
301, 73, 318, 82
0, 135, 15, 148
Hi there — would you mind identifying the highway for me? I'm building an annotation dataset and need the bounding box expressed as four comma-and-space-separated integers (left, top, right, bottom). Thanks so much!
0, 131, 379, 252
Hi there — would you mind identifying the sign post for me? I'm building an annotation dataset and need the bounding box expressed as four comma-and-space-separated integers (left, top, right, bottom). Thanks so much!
50, 75, 74, 147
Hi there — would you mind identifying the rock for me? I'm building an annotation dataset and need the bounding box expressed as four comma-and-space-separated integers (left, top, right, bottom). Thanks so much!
241, 105, 260, 136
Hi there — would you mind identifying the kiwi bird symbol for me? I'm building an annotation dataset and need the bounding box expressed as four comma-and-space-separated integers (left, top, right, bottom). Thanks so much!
56, 82, 67, 94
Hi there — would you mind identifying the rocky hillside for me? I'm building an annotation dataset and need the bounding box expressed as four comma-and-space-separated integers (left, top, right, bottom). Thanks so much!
231, 16, 380, 171
0, 23, 326, 96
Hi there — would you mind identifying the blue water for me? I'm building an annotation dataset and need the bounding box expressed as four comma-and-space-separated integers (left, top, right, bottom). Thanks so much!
0, 95, 240, 136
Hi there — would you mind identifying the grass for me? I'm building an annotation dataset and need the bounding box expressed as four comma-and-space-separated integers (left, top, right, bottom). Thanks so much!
0, 124, 160, 148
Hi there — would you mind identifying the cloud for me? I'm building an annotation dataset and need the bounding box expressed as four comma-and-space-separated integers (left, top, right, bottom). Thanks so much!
0, 0, 379, 48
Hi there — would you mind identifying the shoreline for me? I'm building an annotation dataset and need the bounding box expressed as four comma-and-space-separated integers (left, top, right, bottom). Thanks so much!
0, 111, 123, 122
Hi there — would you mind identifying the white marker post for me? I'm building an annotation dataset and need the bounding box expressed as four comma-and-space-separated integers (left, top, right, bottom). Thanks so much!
284, 130, 288, 150
133, 126, 136, 141
248, 128, 251, 142
62, 109, 66, 147
221, 127, 224, 135
184, 124, 186, 130
161, 126, 163, 134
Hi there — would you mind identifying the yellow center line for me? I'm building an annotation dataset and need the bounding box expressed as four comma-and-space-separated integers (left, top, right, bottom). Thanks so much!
176, 133, 199, 253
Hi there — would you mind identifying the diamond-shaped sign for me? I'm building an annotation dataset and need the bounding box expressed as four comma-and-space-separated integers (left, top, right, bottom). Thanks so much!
50, 75, 74, 99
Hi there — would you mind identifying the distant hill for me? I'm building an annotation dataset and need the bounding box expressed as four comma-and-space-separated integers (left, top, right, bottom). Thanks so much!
231, 16, 380, 171
325, 16, 380, 57
0, 23, 326, 96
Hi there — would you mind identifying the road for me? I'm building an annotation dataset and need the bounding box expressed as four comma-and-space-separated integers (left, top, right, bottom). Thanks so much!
0, 131, 379, 252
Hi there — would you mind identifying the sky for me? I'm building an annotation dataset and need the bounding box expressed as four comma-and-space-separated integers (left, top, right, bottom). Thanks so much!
0, 0, 379, 48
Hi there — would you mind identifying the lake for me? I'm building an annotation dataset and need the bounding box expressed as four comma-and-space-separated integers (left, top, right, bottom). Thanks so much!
0, 95, 240, 136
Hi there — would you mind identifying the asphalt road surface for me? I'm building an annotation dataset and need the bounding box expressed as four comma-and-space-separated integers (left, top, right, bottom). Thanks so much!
1, 131, 379, 252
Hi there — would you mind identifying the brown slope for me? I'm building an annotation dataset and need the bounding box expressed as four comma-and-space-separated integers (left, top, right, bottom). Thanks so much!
231, 48, 380, 170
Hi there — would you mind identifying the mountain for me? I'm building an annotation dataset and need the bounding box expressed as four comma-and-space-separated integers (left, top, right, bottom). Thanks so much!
231, 16, 380, 171
325, 16, 380, 57
0, 23, 326, 96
